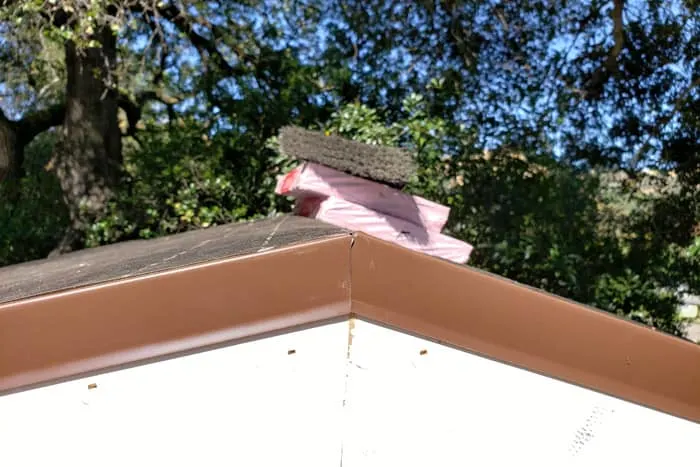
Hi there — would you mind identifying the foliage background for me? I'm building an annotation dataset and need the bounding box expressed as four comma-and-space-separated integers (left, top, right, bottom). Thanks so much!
0, 0, 698, 339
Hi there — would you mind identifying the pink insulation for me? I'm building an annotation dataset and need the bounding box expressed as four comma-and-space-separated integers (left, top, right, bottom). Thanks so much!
276, 161, 473, 264
295, 196, 473, 264
276, 162, 450, 232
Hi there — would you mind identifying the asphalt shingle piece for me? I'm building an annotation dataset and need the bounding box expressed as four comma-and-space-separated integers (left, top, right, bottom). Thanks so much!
279, 126, 417, 188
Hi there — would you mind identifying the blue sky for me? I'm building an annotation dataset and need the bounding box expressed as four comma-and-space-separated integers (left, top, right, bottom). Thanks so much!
1, 0, 697, 169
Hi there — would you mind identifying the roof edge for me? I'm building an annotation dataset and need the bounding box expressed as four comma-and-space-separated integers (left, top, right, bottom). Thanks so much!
350, 232, 700, 423
2, 227, 699, 423
0, 235, 352, 395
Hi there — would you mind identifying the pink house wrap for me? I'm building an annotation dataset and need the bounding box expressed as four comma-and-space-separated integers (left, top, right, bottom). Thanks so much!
275, 162, 450, 232
276, 162, 473, 264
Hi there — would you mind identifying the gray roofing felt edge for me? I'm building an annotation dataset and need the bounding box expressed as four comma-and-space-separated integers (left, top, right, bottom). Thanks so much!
0, 216, 349, 305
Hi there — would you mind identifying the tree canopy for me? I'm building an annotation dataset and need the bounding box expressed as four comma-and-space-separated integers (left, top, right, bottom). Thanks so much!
0, 0, 698, 338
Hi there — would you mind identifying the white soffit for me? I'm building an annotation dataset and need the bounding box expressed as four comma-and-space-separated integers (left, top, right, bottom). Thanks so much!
0, 322, 350, 467
0, 318, 697, 467
342, 319, 700, 466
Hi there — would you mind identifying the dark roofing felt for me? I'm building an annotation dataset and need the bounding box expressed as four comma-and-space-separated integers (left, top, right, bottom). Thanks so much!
0, 216, 348, 305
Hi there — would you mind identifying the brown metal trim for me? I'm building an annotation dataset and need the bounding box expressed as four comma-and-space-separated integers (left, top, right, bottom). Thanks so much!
0, 236, 352, 394
350, 233, 700, 423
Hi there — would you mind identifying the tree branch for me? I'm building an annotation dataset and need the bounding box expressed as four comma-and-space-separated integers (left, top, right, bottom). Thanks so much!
630, 75, 700, 168
132, 2, 247, 78
16, 103, 66, 145
117, 87, 182, 136
0, 103, 65, 182
583, 0, 626, 99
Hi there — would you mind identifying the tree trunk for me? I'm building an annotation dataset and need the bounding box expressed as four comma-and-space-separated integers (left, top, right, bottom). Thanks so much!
50, 26, 122, 255
0, 113, 20, 182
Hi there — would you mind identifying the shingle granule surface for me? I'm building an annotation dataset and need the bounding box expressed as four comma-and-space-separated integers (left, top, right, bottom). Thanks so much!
279, 126, 417, 188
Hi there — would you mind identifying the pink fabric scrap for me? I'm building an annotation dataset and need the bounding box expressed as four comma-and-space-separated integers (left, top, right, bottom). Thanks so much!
295, 196, 473, 264
276, 162, 450, 232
